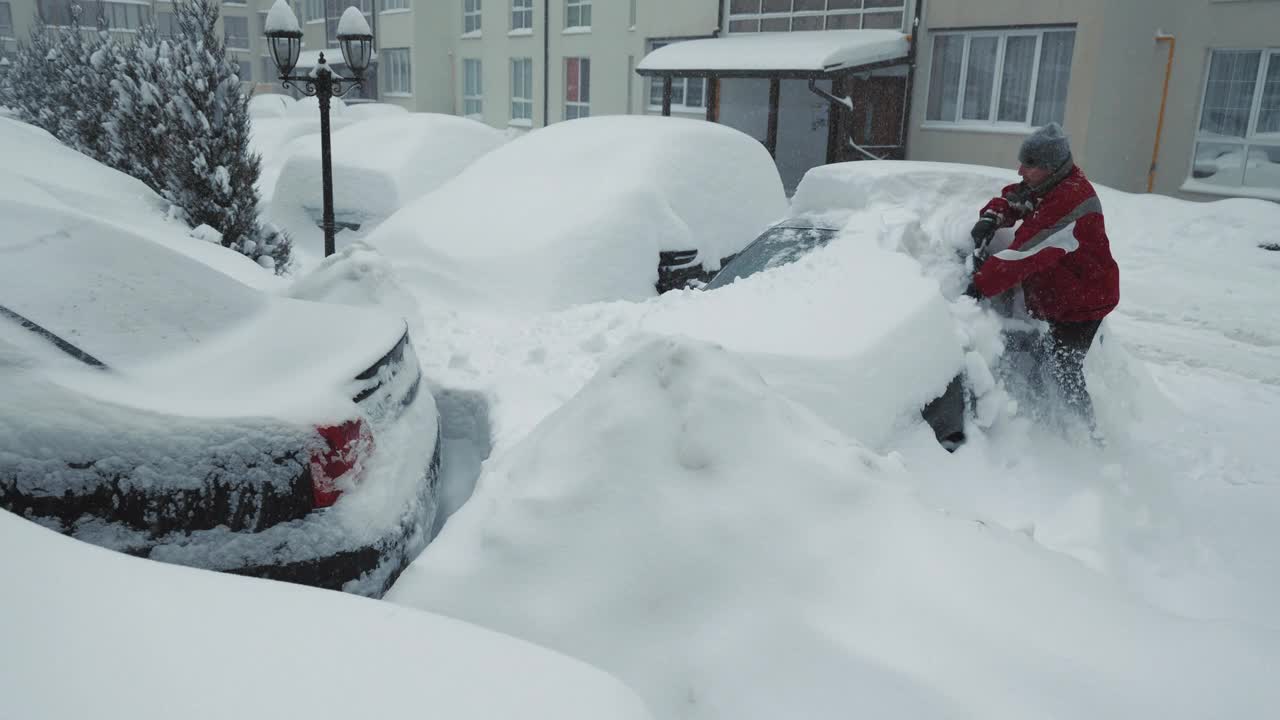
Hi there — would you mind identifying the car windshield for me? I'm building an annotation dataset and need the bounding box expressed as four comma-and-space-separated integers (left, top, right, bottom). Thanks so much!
706, 224, 839, 290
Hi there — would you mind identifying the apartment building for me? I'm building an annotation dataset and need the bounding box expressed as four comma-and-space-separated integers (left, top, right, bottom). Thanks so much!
2, 1, 1276, 201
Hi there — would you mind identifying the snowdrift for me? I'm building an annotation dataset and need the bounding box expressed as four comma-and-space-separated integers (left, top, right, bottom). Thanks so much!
0, 509, 654, 720
388, 335, 1279, 720
366, 115, 788, 311
0, 116, 276, 289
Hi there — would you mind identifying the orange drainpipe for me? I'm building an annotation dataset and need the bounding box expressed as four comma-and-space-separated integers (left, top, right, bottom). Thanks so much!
1148, 32, 1176, 193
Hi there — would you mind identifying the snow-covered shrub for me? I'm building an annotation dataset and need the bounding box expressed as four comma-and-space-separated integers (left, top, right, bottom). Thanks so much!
163, 0, 291, 272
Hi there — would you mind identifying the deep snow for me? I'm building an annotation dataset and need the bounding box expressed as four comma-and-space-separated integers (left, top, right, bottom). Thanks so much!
5, 108, 1280, 720
0, 510, 654, 720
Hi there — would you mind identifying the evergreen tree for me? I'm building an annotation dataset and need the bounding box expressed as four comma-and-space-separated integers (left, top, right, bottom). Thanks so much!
164, 0, 291, 271
105, 24, 174, 193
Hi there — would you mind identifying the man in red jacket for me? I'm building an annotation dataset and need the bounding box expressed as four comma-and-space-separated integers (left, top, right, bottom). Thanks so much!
965, 123, 1120, 434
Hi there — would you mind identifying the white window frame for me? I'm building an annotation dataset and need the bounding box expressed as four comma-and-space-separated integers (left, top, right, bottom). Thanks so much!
382, 0, 409, 11
724, 0, 906, 34
565, 0, 591, 30
511, 0, 532, 30
223, 15, 250, 51
923, 27, 1075, 130
381, 47, 412, 96
646, 41, 709, 113
511, 57, 534, 123
463, 0, 482, 34
463, 58, 484, 118
564, 56, 590, 119
1187, 47, 1280, 193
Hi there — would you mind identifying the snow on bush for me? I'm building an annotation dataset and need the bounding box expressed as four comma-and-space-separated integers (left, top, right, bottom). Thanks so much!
270, 113, 504, 233
388, 334, 1278, 720
367, 116, 788, 311
0, 509, 655, 720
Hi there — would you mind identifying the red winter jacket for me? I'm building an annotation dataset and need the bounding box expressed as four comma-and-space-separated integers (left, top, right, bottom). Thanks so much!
973, 166, 1120, 323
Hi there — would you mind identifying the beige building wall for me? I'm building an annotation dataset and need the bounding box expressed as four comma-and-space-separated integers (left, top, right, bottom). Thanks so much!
907, 0, 1109, 180
1144, 0, 1280, 200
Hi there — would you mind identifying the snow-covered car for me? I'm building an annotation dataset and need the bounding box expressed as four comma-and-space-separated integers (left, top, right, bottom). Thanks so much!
367, 115, 789, 311
268, 113, 505, 235
0, 177, 440, 596
692, 213, 967, 450
637, 161, 1021, 452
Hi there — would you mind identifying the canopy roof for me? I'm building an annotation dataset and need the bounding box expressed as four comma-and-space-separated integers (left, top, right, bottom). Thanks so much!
636, 30, 911, 79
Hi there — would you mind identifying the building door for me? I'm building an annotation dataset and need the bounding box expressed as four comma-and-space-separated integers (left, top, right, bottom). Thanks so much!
842, 73, 907, 160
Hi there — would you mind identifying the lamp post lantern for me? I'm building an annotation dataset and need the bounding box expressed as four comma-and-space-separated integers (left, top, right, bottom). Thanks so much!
265, 1, 374, 258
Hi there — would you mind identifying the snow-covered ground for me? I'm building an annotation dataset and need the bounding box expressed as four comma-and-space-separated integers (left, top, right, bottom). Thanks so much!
5, 108, 1280, 719
0, 510, 654, 720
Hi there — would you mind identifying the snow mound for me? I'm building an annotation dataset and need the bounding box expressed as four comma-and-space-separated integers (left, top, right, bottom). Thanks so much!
0, 510, 654, 720
271, 113, 503, 231
248, 92, 295, 119
287, 94, 348, 118
367, 115, 788, 311
0, 116, 277, 290
388, 335, 1279, 720
344, 101, 411, 120
286, 241, 424, 332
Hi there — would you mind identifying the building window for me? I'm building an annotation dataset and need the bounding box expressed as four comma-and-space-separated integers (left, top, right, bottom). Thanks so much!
156, 11, 177, 39
726, 0, 905, 34
0, 2, 13, 38
511, 0, 532, 30
464, 0, 481, 33
224, 16, 249, 50
564, 57, 590, 119
1191, 49, 1280, 191
463, 58, 483, 117
72, 2, 152, 31
925, 28, 1075, 128
646, 42, 707, 112
565, 0, 590, 29
237, 60, 252, 82
381, 47, 411, 94
382, 0, 408, 9
511, 57, 534, 121
304, 0, 324, 22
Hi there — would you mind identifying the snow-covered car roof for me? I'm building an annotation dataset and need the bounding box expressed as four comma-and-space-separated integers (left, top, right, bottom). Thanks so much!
0, 510, 655, 720
270, 113, 504, 228
367, 115, 789, 310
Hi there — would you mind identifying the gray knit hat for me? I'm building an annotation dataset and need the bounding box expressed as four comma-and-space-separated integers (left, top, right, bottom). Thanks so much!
1018, 122, 1072, 170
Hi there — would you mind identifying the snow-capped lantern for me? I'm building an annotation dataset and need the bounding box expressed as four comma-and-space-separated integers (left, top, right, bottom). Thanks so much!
336, 7, 374, 77
264, 0, 303, 78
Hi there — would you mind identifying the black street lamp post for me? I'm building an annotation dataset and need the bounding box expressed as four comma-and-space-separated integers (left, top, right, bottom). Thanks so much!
265, 1, 374, 258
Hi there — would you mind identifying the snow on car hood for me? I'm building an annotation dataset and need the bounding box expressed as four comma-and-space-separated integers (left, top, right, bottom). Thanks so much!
0, 169, 405, 421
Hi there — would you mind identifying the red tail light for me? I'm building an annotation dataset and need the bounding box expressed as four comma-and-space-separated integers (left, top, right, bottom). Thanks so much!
310, 418, 374, 508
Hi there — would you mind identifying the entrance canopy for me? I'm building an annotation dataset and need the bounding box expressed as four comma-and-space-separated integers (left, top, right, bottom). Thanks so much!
636, 29, 910, 80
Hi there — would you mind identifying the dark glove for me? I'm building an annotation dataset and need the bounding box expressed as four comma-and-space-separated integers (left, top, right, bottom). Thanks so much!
963, 279, 982, 300
970, 212, 999, 246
